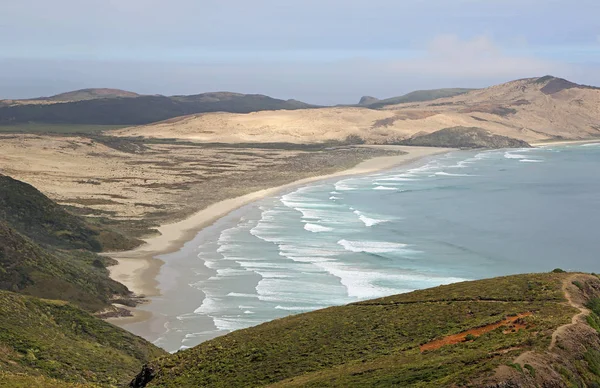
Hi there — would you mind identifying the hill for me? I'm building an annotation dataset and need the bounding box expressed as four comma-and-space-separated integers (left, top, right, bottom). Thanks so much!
0, 174, 135, 252
44, 88, 141, 102
113, 76, 600, 146
0, 174, 140, 311
361, 88, 475, 108
131, 272, 600, 387
0, 219, 132, 311
0, 92, 316, 125
0, 290, 166, 387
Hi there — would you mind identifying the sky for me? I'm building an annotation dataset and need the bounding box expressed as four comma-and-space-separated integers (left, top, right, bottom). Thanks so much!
1, 0, 599, 104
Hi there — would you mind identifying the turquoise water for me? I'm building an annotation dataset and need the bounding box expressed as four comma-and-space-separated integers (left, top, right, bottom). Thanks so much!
150, 143, 600, 352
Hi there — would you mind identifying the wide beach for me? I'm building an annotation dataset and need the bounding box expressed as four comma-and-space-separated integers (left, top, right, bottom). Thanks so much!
106, 146, 452, 333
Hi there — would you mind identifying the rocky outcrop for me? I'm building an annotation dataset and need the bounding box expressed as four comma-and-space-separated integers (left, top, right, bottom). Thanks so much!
358, 96, 380, 105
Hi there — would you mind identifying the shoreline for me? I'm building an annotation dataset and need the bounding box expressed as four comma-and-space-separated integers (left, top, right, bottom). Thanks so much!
106, 145, 452, 325
532, 139, 600, 147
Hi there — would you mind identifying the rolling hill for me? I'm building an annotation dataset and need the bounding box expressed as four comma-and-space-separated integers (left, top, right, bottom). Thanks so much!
43, 88, 141, 102
0, 91, 316, 125
112, 76, 600, 146
130, 272, 600, 387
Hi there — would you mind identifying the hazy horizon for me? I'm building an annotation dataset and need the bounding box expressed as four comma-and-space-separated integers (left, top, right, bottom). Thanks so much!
2, 0, 599, 104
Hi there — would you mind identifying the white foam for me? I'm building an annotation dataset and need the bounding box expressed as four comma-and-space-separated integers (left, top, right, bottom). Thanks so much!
227, 292, 259, 298
329, 196, 342, 200
373, 186, 398, 191
520, 159, 543, 163
353, 210, 388, 227
582, 143, 600, 147
435, 172, 475, 177
377, 176, 417, 182
304, 223, 334, 233
337, 239, 408, 254
504, 153, 527, 159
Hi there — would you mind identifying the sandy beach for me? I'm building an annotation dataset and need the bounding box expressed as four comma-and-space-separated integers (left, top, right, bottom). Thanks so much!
106, 145, 451, 326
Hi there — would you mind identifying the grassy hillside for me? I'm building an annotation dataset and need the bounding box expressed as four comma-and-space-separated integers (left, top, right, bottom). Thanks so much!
0, 291, 166, 387
0, 174, 137, 252
364, 88, 474, 108
131, 272, 600, 387
0, 220, 130, 311
0, 93, 316, 126
0, 174, 141, 311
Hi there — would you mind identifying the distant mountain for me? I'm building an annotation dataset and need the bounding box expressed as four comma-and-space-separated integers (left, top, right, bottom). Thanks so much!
0, 91, 317, 125
0, 290, 166, 386
42, 88, 141, 102
130, 272, 600, 387
360, 88, 475, 108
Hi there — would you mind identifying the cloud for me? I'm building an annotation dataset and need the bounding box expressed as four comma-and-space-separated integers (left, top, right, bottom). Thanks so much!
383, 35, 566, 78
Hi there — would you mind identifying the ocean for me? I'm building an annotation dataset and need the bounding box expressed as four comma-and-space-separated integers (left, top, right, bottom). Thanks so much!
140, 143, 600, 352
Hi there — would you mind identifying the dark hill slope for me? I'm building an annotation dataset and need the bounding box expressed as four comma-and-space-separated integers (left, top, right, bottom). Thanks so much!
0, 290, 166, 387
0, 174, 103, 251
0, 174, 139, 310
0, 220, 129, 311
365, 88, 474, 108
0, 93, 316, 125
131, 272, 600, 387
0, 174, 136, 252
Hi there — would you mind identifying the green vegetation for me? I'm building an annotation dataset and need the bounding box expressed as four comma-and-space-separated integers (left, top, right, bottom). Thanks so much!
0, 291, 166, 387
132, 273, 579, 387
573, 280, 584, 290
397, 127, 531, 149
0, 93, 316, 125
586, 298, 600, 334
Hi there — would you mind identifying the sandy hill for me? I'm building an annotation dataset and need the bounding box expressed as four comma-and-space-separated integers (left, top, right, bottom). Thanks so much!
112, 76, 600, 145
131, 272, 600, 387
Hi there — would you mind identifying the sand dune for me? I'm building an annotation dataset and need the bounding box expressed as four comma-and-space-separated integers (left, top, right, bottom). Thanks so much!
112, 76, 600, 144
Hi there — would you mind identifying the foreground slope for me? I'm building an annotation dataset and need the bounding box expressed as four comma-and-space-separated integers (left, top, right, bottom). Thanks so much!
131, 272, 600, 387
114, 76, 600, 145
0, 291, 166, 387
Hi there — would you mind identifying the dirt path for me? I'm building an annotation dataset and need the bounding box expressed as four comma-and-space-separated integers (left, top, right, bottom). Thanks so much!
548, 274, 591, 350
420, 313, 532, 352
